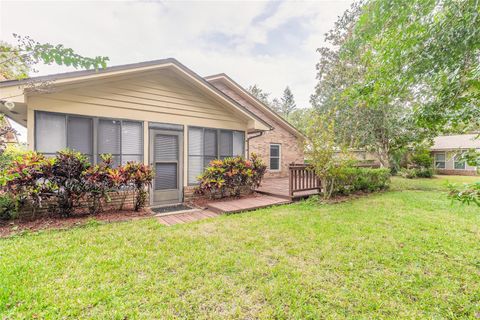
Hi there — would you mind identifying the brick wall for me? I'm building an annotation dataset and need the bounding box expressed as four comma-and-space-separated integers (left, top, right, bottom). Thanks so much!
436, 169, 478, 176
18, 191, 136, 218
211, 81, 304, 178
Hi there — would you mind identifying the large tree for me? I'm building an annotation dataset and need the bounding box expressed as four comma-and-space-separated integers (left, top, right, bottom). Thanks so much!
342, 0, 479, 132
311, 2, 424, 168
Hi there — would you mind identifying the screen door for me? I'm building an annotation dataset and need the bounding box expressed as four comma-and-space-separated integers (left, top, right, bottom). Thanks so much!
150, 130, 183, 205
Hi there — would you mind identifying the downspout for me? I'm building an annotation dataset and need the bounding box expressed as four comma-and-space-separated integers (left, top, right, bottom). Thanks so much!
246, 129, 270, 157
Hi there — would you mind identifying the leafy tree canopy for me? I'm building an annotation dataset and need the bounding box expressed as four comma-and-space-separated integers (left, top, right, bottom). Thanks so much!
342, 0, 479, 132
0, 34, 109, 81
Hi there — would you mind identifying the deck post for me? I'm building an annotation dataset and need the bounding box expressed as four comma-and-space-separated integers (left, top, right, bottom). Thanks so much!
288, 163, 293, 197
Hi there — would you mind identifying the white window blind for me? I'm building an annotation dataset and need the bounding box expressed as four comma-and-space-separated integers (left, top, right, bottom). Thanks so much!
121, 121, 143, 164
67, 116, 93, 161
35, 111, 143, 165
188, 127, 245, 184
36, 112, 66, 156
270, 144, 280, 170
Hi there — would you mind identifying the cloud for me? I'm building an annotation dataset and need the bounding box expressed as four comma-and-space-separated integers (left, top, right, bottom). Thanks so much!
1, 0, 353, 141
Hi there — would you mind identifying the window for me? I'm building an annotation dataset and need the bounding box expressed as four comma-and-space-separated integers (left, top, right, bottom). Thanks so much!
35, 111, 143, 165
434, 153, 445, 169
270, 144, 281, 171
454, 153, 466, 170
188, 127, 245, 184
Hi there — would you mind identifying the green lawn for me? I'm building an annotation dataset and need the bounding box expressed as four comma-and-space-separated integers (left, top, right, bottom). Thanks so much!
1, 176, 479, 319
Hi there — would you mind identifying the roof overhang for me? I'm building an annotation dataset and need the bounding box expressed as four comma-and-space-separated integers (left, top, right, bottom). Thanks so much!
0, 59, 271, 131
204, 73, 306, 140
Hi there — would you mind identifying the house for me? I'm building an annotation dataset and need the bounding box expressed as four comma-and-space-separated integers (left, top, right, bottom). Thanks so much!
0, 59, 305, 205
431, 134, 480, 176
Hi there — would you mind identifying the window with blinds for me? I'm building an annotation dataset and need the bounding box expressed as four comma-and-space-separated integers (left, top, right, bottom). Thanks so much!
188, 127, 245, 184
270, 144, 281, 171
35, 111, 143, 165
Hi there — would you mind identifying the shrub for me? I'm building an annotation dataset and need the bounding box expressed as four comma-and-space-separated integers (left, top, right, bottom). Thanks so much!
119, 162, 154, 211
2, 150, 154, 219
0, 193, 16, 220
334, 167, 390, 195
196, 154, 267, 199
83, 154, 121, 214
3, 152, 56, 214
0, 145, 27, 171
50, 150, 91, 216
399, 167, 433, 179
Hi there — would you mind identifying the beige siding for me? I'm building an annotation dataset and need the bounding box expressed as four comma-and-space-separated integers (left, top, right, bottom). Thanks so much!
28, 71, 249, 132
27, 70, 249, 186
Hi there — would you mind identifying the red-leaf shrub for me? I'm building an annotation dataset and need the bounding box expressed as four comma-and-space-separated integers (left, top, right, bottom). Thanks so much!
83, 154, 120, 214
195, 154, 267, 198
119, 162, 155, 211
1, 151, 154, 218
50, 150, 91, 216
3, 152, 56, 214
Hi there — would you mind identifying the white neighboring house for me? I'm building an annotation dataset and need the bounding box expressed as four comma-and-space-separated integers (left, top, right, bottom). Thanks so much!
431, 134, 480, 176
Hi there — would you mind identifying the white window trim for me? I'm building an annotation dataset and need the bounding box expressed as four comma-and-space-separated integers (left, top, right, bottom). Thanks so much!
269, 143, 281, 172
434, 152, 446, 169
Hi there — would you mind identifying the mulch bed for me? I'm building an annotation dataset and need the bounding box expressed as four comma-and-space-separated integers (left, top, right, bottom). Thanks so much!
0, 209, 154, 238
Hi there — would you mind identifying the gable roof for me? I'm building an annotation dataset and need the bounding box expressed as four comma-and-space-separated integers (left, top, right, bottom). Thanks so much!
0, 58, 272, 131
431, 134, 480, 150
204, 73, 306, 140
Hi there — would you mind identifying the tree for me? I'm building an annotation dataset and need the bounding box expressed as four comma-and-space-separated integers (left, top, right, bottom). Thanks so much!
247, 84, 270, 105
0, 34, 109, 81
247, 84, 282, 113
342, 0, 480, 132
311, 2, 425, 168
280, 86, 296, 117
305, 109, 352, 199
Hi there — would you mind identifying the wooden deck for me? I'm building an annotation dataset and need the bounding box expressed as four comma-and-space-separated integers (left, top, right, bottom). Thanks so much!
256, 177, 319, 200
207, 194, 290, 214
157, 210, 219, 226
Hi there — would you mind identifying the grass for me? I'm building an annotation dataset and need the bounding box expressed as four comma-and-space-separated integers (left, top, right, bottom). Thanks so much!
1, 176, 479, 319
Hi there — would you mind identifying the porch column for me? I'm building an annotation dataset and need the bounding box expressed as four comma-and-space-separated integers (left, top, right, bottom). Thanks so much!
143, 121, 149, 165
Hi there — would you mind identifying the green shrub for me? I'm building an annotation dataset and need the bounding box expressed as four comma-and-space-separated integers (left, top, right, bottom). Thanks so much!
0, 145, 27, 171
334, 167, 390, 195
196, 154, 267, 199
411, 148, 433, 168
399, 167, 434, 179
0, 193, 16, 220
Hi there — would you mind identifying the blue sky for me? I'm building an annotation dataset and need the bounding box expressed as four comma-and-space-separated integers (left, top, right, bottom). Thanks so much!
1, 0, 352, 141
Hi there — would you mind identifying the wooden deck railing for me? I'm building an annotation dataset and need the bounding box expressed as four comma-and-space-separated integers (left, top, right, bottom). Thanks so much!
288, 163, 321, 197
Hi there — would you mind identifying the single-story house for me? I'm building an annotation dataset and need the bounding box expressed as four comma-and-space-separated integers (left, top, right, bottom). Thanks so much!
0, 59, 305, 205
431, 134, 480, 176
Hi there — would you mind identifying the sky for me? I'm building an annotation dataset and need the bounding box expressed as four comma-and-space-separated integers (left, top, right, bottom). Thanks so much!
0, 0, 353, 142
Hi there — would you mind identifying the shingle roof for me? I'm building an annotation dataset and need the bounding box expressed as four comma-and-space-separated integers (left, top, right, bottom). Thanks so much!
431, 134, 480, 150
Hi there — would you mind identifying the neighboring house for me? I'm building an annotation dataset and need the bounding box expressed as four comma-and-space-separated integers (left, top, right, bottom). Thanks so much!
0, 59, 305, 205
431, 134, 480, 176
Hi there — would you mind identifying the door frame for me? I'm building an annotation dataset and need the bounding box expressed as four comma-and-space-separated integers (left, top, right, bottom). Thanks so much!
149, 129, 184, 206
